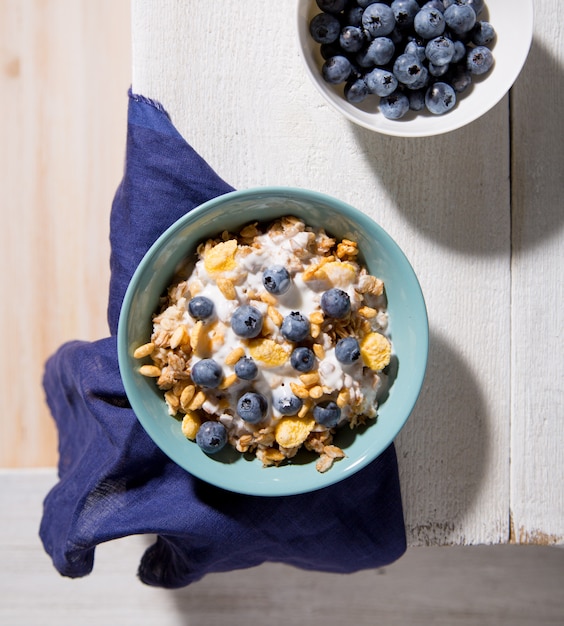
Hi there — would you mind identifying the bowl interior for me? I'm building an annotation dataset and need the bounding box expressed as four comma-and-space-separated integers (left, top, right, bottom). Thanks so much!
118, 188, 428, 496
296, 0, 534, 137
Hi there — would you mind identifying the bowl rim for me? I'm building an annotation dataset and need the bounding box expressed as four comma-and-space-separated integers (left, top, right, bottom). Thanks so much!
117, 186, 429, 496
295, 0, 534, 137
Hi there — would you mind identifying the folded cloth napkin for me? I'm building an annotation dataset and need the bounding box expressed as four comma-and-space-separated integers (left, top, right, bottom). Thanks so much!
40, 90, 407, 589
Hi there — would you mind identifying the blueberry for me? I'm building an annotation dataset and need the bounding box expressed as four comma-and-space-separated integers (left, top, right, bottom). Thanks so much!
345, 5, 365, 27
380, 91, 410, 119
339, 25, 365, 53
188, 295, 214, 321
393, 53, 425, 86
231, 305, 263, 338
372, 38, 397, 66
359, 36, 396, 67
425, 36, 455, 66
425, 81, 456, 114
471, 21, 496, 46
450, 65, 472, 92
444, 3, 476, 35
344, 77, 369, 103
320, 41, 342, 60
353, 55, 371, 73
429, 61, 449, 77
275, 391, 303, 416
413, 7, 445, 39
320, 288, 351, 319
466, 0, 485, 17
407, 65, 430, 89
322, 55, 352, 84
309, 13, 341, 44
466, 45, 494, 75
196, 421, 227, 454
391, 0, 420, 29
315, 0, 347, 13
262, 266, 291, 295
422, 0, 445, 12
347, 61, 363, 81
234, 356, 258, 380
365, 67, 398, 97
408, 88, 426, 111
362, 3, 396, 38
404, 39, 426, 63
313, 401, 341, 428
451, 39, 467, 63
237, 391, 268, 424
335, 337, 361, 364
290, 346, 316, 373
191, 358, 223, 388
281, 311, 311, 342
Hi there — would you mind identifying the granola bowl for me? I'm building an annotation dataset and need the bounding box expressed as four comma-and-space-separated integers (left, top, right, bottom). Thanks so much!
297, 0, 533, 137
118, 187, 428, 496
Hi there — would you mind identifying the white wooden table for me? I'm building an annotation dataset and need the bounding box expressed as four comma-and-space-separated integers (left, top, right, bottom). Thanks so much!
1, 0, 563, 622
129, 0, 563, 546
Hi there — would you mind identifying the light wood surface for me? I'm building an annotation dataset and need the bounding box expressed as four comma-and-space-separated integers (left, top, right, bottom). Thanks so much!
0, 0, 131, 465
1, 0, 562, 548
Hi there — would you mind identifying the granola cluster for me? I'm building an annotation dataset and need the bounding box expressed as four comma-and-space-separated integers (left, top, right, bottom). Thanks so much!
135, 216, 391, 473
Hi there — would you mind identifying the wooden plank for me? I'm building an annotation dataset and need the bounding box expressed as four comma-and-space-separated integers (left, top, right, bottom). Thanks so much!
131, 0, 511, 545
2, 470, 564, 626
0, 0, 131, 466
510, 0, 564, 544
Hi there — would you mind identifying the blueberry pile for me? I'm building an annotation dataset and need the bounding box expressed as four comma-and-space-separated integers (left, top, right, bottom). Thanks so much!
308, 0, 496, 118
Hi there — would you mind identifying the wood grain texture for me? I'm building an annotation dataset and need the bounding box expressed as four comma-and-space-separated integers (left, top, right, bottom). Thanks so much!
510, 3, 564, 544
2, 470, 564, 626
0, 0, 131, 466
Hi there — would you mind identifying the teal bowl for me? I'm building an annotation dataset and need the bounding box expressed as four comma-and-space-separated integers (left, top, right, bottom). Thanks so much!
117, 187, 428, 496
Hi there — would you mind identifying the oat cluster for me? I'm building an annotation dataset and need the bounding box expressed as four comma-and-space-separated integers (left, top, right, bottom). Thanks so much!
135, 216, 392, 473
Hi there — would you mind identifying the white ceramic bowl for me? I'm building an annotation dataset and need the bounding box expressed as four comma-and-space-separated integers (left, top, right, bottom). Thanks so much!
297, 0, 533, 137
118, 188, 428, 496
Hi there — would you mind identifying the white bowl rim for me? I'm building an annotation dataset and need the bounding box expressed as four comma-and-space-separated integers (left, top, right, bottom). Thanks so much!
296, 0, 534, 137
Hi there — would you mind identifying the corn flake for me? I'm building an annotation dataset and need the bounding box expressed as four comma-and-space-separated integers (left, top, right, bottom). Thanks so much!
322, 261, 357, 287
203, 239, 238, 274
181, 412, 201, 440
248, 338, 291, 367
275, 416, 316, 448
360, 332, 392, 371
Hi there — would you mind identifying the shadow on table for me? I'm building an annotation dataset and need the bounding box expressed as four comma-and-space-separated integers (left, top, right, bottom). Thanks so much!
164, 546, 564, 626
350, 37, 564, 256
509, 36, 564, 252
395, 328, 494, 545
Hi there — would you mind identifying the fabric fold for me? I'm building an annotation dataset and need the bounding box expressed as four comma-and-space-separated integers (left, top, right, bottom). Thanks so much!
40, 90, 406, 588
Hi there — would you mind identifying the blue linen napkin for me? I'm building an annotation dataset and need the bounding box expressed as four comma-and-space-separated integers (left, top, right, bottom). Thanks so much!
39, 91, 407, 588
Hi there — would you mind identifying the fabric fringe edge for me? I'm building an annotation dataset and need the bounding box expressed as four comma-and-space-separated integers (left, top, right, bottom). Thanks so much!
128, 87, 170, 117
